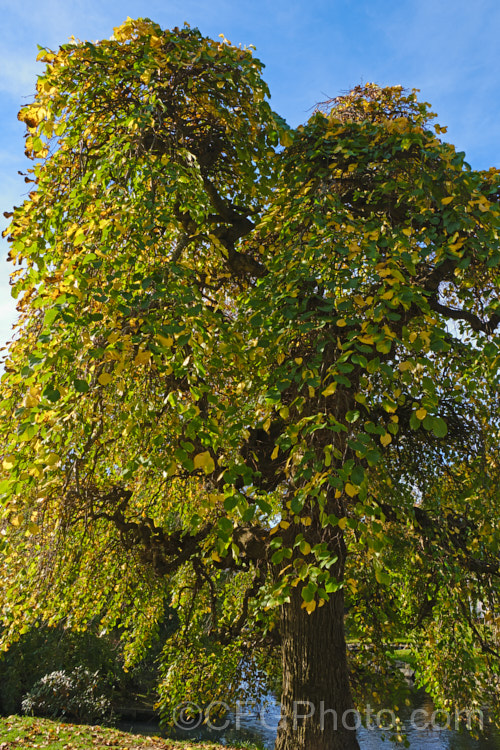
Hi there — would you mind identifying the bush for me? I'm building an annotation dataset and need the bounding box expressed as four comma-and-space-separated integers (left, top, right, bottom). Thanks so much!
21, 666, 115, 724
0, 611, 179, 717
0, 625, 120, 715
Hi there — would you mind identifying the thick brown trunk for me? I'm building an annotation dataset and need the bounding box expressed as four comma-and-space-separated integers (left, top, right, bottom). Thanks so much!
274, 565, 360, 749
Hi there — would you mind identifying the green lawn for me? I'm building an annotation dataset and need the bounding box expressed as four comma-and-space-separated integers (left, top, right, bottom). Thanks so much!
0, 715, 260, 750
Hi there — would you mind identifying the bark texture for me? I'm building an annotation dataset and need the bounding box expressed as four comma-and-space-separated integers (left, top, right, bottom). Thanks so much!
274, 584, 360, 750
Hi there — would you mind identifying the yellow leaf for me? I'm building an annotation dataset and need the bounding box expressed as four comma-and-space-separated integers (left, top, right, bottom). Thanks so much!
338, 517, 347, 530
399, 361, 413, 371
358, 334, 375, 345
301, 600, 317, 614
157, 334, 174, 348
271, 445, 279, 460
294, 358, 303, 365
24, 387, 41, 407
28, 521, 40, 535
336, 319, 347, 327
134, 350, 151, 366
345, 483, 359, 497
448, 238, 465, 252
211, 551, 221, 562
45, 452, 59, 466
208, 493, 223, 506
98, 372, 113, 386
416, 408, 427, 420
194, 451, 215, 474
321, 382, 337, 397
3, 456, 15, 471
441, 196, 453, 205
380, 433, 392, 447
280, 130, 294, 148
300, 541, 311, 555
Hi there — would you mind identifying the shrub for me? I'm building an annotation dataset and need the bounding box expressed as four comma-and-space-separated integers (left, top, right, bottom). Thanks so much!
21, 666, 115, 724
0, 625, 119, 715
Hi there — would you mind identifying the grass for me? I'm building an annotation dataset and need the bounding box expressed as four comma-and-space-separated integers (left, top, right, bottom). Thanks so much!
0, 715, 263, 750
385, 648, 417, 670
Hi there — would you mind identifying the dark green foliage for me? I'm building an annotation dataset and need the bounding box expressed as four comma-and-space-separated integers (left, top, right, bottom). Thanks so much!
0, 614, 178, 718
0, 626, 118, 715
21, 666, 115, 724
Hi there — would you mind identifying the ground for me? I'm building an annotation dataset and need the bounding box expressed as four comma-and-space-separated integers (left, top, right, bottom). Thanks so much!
0, 716, 260, 750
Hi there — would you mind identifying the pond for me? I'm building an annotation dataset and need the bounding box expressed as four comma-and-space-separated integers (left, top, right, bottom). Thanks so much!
123, 689, 500, 749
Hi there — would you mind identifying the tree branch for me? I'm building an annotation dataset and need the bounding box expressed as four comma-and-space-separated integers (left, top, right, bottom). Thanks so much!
428, 296, 500, 334
377, 501, 500, 578
201, 174, 268, 279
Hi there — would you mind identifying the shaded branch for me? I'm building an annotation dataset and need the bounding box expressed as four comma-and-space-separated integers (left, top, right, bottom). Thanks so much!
458, 597, 500, 659
378, 501, 500, 578
221, 565, 266, 644
201, 175, 268, 279
86, 487, 213, 576
428, 296, 500, 335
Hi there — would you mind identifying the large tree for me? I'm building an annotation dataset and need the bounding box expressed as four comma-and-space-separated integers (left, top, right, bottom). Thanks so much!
1, 18, 500, 750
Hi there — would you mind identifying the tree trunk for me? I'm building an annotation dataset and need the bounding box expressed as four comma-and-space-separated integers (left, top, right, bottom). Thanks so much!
274, 568, 360, 750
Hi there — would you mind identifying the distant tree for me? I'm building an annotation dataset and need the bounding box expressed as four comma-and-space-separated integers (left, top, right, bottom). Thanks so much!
1, 18, 500, 750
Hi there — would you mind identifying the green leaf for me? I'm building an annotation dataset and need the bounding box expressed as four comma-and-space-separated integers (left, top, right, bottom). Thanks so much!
290, 496, 304, 514
345, 410, 360, 423
217, 517, 233, 536
375, 568, 391, 586
350, 465, 365, 485
301, 582, 317, 602
223, 495, 239, 512
74, 379, 90, 393
43, 386, 61, 402
432, 416, 448, 438
256, 496, 273, 514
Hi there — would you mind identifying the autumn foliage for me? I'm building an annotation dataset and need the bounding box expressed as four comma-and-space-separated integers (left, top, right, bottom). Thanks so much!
1, 17, 500, 750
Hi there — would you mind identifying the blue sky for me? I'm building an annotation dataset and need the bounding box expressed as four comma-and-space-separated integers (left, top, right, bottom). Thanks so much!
1, 0, 499, 348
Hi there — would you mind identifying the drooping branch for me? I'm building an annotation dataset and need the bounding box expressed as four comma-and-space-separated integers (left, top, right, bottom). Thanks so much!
378, 501, 500, 579
85, 486, 213, 576
76, 485, 271, 580
221, 564, 266, 644
193, 558, 219, 633
458, 597, 500, 659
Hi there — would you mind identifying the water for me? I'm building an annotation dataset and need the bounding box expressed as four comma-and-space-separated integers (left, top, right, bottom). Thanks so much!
157, 690, 500, 750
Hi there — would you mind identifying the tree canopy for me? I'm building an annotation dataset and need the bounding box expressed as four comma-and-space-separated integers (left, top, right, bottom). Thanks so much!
1, 17, 500, 750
